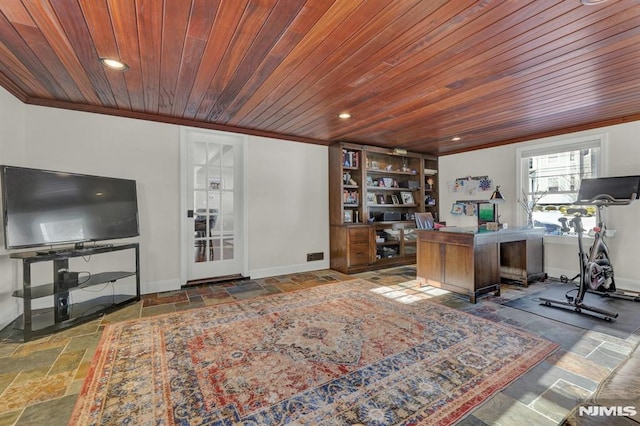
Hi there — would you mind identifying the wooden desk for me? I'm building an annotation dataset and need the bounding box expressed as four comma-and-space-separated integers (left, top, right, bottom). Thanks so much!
416, 227, 545, 303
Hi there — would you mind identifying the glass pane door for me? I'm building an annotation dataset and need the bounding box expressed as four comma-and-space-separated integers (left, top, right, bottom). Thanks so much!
193, 143, 235, 263
183, 129, 245, 281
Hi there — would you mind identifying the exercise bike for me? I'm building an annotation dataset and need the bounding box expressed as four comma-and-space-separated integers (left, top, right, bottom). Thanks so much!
539, 175, 640, 321
540, 208, 618, 321
558, 208, 640, 303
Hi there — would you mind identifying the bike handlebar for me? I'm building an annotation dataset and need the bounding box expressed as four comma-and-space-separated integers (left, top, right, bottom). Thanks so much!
575, 192, 638, 206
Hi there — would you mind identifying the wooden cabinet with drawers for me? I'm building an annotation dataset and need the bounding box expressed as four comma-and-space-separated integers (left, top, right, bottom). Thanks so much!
347, 226, 371, 267
330, 225, 372, 273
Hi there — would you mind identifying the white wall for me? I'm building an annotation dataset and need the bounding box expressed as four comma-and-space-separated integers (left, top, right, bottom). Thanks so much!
0, 88, 27, 327
24, 105, 182, 295
247, 136, 329, 278
0, 87, 330, 329
439, 123, 640, 291
4, 79, 638, 326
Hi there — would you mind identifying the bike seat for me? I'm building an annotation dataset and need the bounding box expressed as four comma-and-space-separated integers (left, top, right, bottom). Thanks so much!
570, 217, 584, 233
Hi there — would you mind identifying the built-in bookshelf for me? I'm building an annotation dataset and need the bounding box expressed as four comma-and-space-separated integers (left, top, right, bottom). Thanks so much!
329, 143, 438, 273
423, 155, 439, 222
330, 144, 363, 226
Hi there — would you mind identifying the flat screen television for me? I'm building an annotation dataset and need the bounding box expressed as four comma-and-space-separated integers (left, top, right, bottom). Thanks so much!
1, 165, 139, 250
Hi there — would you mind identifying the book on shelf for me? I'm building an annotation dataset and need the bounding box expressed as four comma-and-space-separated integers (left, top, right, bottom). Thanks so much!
342, 149, 359, 168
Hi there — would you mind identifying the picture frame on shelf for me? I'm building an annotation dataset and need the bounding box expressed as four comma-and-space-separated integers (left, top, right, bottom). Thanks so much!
376, 194, 386, 204
367, 193, 376, 205
208, 178, 222, 190
400, 191, 414, 205
426, 176, 435, 190
344, 210, 353, 223
391, 195, 400, 205
344, 190, 358, 204
451, 203, 464, 215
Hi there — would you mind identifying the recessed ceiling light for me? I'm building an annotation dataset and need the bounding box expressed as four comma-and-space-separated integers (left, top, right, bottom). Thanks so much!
451, 136, 462, 141
100, 58, 129, 71
338, 112, 352, 119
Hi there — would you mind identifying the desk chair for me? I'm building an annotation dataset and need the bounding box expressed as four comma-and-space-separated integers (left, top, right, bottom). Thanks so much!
415, 212, 435, 230
194, 208, 218, 261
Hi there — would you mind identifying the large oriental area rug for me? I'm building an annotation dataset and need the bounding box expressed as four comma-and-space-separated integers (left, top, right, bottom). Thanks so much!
71, 279, 557, 425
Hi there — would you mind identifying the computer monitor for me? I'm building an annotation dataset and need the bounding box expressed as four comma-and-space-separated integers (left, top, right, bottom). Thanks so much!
477, 202, 496, 226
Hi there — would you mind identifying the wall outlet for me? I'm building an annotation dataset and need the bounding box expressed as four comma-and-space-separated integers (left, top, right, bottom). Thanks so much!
306, 252, 324, 262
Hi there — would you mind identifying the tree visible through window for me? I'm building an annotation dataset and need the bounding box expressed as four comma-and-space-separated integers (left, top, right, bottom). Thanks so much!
518, 136, 603, 234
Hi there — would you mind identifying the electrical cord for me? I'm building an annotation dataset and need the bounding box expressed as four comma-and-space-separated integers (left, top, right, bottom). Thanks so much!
77, 271, 92, 286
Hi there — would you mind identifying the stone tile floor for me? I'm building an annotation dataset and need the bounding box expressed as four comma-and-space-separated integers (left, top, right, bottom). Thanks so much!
0, 266, 637, 425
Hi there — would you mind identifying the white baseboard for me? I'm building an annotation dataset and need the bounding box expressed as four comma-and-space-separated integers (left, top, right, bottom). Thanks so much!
545, 268, 640, 293
141, 278, 182, 295
250, 260, 331, 280
144, 261, 332, 294
0, 302, 19, 331
545, 267, 578, 282
608, 277, 640, 293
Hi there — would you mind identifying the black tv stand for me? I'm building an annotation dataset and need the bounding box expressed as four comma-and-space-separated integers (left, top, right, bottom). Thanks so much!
7, 243, 140, 341
34, 243, 114, 256
74, 242, 113, 250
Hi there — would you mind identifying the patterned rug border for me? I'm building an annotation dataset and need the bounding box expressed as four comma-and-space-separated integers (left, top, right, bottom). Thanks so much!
140, 278, 374, 326
72, 278, 559, 425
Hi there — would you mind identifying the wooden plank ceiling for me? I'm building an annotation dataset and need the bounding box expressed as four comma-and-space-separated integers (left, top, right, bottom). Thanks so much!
1, 0, 640, 155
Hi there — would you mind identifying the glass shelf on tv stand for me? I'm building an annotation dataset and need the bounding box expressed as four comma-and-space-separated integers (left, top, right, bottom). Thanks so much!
11, 294, 137, 336
12, 271, 136, 299
7, 243, 140, 341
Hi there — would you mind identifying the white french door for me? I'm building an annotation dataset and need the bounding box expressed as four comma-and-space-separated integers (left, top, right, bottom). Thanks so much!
181, 128, 247, 282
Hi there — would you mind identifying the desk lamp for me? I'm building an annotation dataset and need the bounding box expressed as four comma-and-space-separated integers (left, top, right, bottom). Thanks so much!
489, 185, 505, 225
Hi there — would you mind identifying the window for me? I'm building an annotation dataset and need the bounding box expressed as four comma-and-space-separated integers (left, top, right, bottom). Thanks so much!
517, 135, 605, 234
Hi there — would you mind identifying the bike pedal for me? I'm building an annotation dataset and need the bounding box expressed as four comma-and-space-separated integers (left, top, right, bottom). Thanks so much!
597, 284, 617, 292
